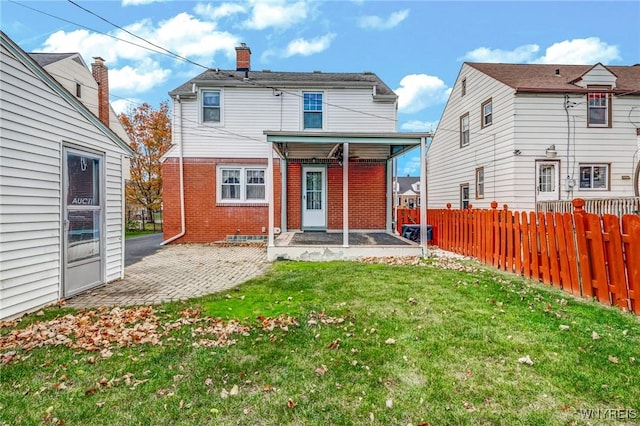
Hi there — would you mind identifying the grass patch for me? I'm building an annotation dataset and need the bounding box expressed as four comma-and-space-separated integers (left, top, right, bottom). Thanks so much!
1, 260, 639, 425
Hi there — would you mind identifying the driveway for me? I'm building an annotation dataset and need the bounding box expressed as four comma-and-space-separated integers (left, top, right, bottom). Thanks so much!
64, 244, 270, 309
125, 232, 164, 266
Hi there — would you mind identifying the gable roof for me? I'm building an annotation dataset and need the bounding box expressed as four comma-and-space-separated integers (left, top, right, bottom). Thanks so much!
29, 52, 86, 68
395, 176, 419, 194
466, 63, 640, 95
1, 31, 134, 156
169, 69, 397, 101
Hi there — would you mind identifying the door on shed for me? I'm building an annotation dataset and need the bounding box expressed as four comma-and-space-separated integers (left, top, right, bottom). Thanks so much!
63, 147, 105, 297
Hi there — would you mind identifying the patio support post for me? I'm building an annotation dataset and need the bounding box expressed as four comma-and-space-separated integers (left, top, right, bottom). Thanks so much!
267, 142, 275, 247
419, 136, 428, 257
281, 158, 287, 232
386, 158, 393, 233
343, 142, 349, 247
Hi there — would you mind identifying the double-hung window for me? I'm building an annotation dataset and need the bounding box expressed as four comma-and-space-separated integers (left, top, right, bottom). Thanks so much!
203, 90, 221, 123
475, 167, 484, 199
218, 166, 266, 203
587, 87, 610, 127
460, 113, 470, 147
303, 92, 323, 129
579, 164, 609, 190
460, 183, 470, 209
481, 98, 492, 128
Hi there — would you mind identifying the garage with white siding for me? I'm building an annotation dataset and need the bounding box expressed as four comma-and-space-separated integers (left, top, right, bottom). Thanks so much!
0, 31, 133, 319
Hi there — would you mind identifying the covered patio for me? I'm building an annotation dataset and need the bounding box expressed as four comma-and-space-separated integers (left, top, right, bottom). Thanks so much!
264, 131, 433, 261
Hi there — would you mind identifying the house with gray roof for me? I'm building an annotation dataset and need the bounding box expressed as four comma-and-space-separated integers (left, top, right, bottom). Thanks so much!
163, 43, 432, 259
427, 62, 640, 211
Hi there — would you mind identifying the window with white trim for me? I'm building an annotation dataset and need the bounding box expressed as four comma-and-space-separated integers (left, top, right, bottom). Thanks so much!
217, 166, 266, 203
587, 87, 610, 127
481, 98, 492, 128
460, 113, 470, 147
303, 92, 323, 129
579, 164, 609, 190
202, 90, 221, 123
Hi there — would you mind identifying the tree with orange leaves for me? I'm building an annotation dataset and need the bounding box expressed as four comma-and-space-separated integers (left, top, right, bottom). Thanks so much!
119, 102, 171, 223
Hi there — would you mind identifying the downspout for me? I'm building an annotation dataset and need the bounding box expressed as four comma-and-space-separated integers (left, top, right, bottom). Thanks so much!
162, 95, 185, 245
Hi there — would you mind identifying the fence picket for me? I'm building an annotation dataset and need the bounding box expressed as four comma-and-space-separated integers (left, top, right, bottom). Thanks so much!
530, 212, 540, 281
546, 212, 561, 288
622, 215, 640, 315
521, 212, 531, 279
602, 215, 629, 310
585, 214, 610, 304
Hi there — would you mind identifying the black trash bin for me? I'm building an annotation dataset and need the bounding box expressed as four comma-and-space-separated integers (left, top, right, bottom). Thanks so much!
401, 224, 432, 242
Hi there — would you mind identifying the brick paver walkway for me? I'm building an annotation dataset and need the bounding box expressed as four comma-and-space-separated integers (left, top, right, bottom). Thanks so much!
64, 244, 270, 308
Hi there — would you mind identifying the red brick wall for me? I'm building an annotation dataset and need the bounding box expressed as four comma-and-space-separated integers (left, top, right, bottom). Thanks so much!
286, 162, 387, 230
162, 158, 281, 243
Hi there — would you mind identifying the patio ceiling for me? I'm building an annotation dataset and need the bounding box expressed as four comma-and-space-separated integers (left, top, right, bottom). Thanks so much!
264, 131, 433, 160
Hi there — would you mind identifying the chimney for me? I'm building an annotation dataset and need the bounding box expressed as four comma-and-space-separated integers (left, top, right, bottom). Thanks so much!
235, 43, 251, 71
91, 56, 110, 127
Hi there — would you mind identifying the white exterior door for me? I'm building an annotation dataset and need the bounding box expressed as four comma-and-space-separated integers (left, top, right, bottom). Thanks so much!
535, 160, 560, 202
63, 147, 104, 297
302, 166, 326, 229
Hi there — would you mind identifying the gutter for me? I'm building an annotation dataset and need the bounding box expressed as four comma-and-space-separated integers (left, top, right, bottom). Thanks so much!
161, 95, 186, 245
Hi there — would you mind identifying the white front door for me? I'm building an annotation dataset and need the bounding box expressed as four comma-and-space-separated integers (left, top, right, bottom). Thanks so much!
302, 166, 326, 229
535, 160, 560, 202
63, 147, 105, 297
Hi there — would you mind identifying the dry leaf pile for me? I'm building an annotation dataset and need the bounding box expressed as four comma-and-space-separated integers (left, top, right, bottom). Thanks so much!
0, 307, 258, 364
359, 256, 425, 266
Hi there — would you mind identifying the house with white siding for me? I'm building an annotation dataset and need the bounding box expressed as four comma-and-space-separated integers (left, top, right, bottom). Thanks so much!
163, 43, 431, 259
427, 62, 640, 211
0, 31, 134, 319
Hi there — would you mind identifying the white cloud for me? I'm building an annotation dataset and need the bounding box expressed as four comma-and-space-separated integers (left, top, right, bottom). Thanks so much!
109, 59, 171, 92
242, 0, 308, 30
194, 2, 246, 19
399, 155, 421, 176
357, 9, 409, 30
283, 33, 336, 57
462, 38, 620, 64
534, 37, 620, 64
111, 98, 141, 115
122, 0, 168, 5
462, 44, 540, 63
401, 120, 439, 132
395, 74, 450, 114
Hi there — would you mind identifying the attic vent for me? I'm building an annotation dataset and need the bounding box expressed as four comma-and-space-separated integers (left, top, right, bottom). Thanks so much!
555, 68, 560, 76
363, 71, 373, 75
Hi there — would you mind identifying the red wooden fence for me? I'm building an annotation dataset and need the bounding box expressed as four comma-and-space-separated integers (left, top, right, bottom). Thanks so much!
397, 200, 640, 315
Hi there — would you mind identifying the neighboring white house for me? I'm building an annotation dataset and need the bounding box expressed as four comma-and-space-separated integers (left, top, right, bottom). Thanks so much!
162, 43, 431, 259
0, 31, 134, 319
427, 62, 640, 211
393, 176, 421, 209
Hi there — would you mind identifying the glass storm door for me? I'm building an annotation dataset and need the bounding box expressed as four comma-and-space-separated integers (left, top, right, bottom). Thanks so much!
535, 160, 560, 202
63, 148, 104, 297
302, 166, 326, 229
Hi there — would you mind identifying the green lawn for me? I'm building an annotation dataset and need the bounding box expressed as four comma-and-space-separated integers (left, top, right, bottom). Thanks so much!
1, 258, 639, 425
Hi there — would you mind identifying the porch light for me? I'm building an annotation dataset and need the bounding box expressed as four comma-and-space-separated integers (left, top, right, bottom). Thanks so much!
545, 145, 557, 158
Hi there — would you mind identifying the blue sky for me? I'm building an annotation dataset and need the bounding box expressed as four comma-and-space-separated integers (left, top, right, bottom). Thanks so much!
2, 0, 639, 175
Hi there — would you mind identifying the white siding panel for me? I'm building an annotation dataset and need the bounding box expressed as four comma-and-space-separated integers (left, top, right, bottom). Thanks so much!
171, 86, 398, 159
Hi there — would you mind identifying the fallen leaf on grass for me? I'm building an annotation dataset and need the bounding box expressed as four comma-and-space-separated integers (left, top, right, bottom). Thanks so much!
385, 338, 396, 345
559, 325, 570, 331
314, 365, 328, 376
592, 331, 601, 340
608, 355, 619, 364
229, 385, 239, 396
220, 388, 229, 399
518, 355, 534, 365
287, 399, 297, 409
263, 384, 275, 393
386, 398, 393, 409
328, 339, 341, 350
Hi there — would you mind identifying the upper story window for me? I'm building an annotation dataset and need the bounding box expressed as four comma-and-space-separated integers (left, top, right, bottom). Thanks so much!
461, 78, 467, 97
579, 164, 609, 190
481, 98, 492, 128
460, 113, 470, 147
303, 92, 323, 129
218, 166, 266, 203
203, 90, 222, 124
587, 87, 611, 128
